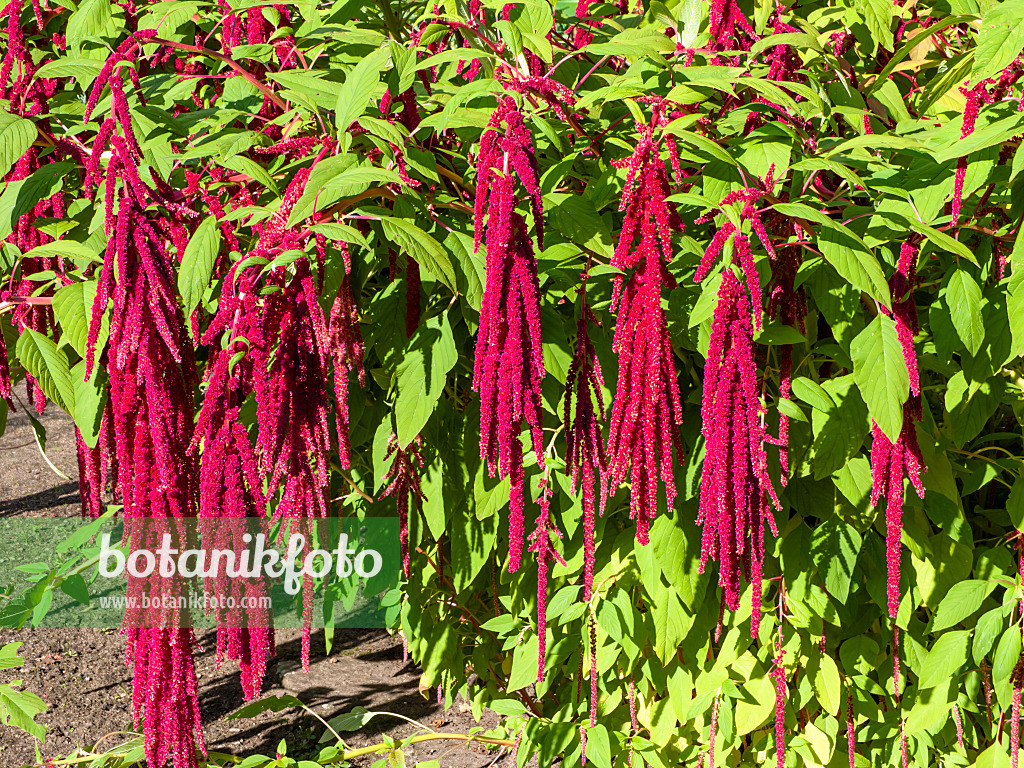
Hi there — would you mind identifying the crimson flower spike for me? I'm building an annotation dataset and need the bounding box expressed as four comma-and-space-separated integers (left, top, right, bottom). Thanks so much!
564, 275, 606, 605
708, 0, 759, 52
870, 238, 925, 624
695, 267, 780, 636
952, 59, 1023, 225
770, 638, 787, 768
0, 331, 12, 407
380, 434, 426, 577
473, 93, 547, 572
328, 254, 366, 471
605, 97, 685, 545
695, 166, 778, 331
766, 247, 807, 484
527, 479, 566, 683
192, 303, 275, 700
86, 128, 204, 767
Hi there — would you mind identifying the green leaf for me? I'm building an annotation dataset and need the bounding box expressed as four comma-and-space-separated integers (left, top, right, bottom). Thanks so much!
773, 202, 889, 307
71, 361, 108, 449
335, 48, 389, 133
323, 706, 379, 734
450, 497, 497, 591
931, 580, 996, 633
379, 217, 456, 292
34, 58, 105, 86
16, 329, 74, 413
178, 215, 222, 317
227, 694, 306, 720
973, 3, 1024, 81
21, 241, 102, 264
650, 506, 706, 610
993, 627, 1021, 710
59, 574, 90, 605
585, 724, 612, 768
812, 653, 842, 716
850, 315, 910, 442
811, 376, 869, 479
1009, 476, 1024, 529
0, 643, 24, 670
394, 313, 458, 448
52, 280, 100, 362
974, 608, 1003, 665
66, 0, 115, 55
810, 517, 861, 603
905, 678, 953, 735
0, 682, 47, 741
445, 231, 485, 310
919, 630, 970, 689
945, 271, 984, 356
854, 0, 895, 54
791, 377, 835, 413
506, 634, 540, 692
0, 111, 36, 180
909, 222, 978, 265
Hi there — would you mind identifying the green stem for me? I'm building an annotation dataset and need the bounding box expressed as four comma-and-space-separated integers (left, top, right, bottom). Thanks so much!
375, 0, 405, 43
335, 732, 515, 761
150, 37, 288, 111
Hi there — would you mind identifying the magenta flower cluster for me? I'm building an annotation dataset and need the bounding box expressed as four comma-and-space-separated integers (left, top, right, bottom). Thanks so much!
473, 94, 547, 572
606, 99, 684, 545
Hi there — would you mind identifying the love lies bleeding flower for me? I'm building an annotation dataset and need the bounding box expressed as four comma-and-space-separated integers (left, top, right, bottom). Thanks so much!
473, 94, 546, 573
696, 268, 779, 636
84, 93, 204, 768
606, 97, 684, 545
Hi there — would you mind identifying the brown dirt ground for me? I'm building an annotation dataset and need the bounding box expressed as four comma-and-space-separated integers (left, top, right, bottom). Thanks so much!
0, 407, 506, 768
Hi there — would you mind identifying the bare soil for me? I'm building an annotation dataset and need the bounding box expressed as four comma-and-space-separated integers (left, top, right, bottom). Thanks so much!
0, 407, 505, 768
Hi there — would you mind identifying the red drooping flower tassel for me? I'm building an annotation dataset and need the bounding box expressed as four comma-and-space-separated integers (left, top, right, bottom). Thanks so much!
380, 433, 426, 578
527, 480, 565, 682
696, 267, 780, 635
0, 327, 11, 407
86, 112, 204, 768
708, 0, 759, 52
564, 275, 606, 606
767, 247, 807, 485
473, 94, 546, 572
870, 240, 925, 624
952, 59, 1023, 225
192, 278, 275, 700
327, 248, 366, 471
606, 99, 684, 545
253, 257, 332, 668
846, 690, 856, 768
75, 406, 114, 519
770, 643, 786, 768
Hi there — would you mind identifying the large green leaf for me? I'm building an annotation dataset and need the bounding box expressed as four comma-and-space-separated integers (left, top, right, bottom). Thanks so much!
930, 580, 996, 633
379, 216, 457, 292
393, 312, 458, 448
772, 202, 889, 307
0, 111, 36, 180
850, 315, 910, 442
177, 215, 222, 317
334, 47, 389, 133
944, 270, 984, 356
0, 682, 47, 741
15, 329, 74, 414
973, 2, 1024, 80
918, 630, 970, 689
71, 361, 108, 449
